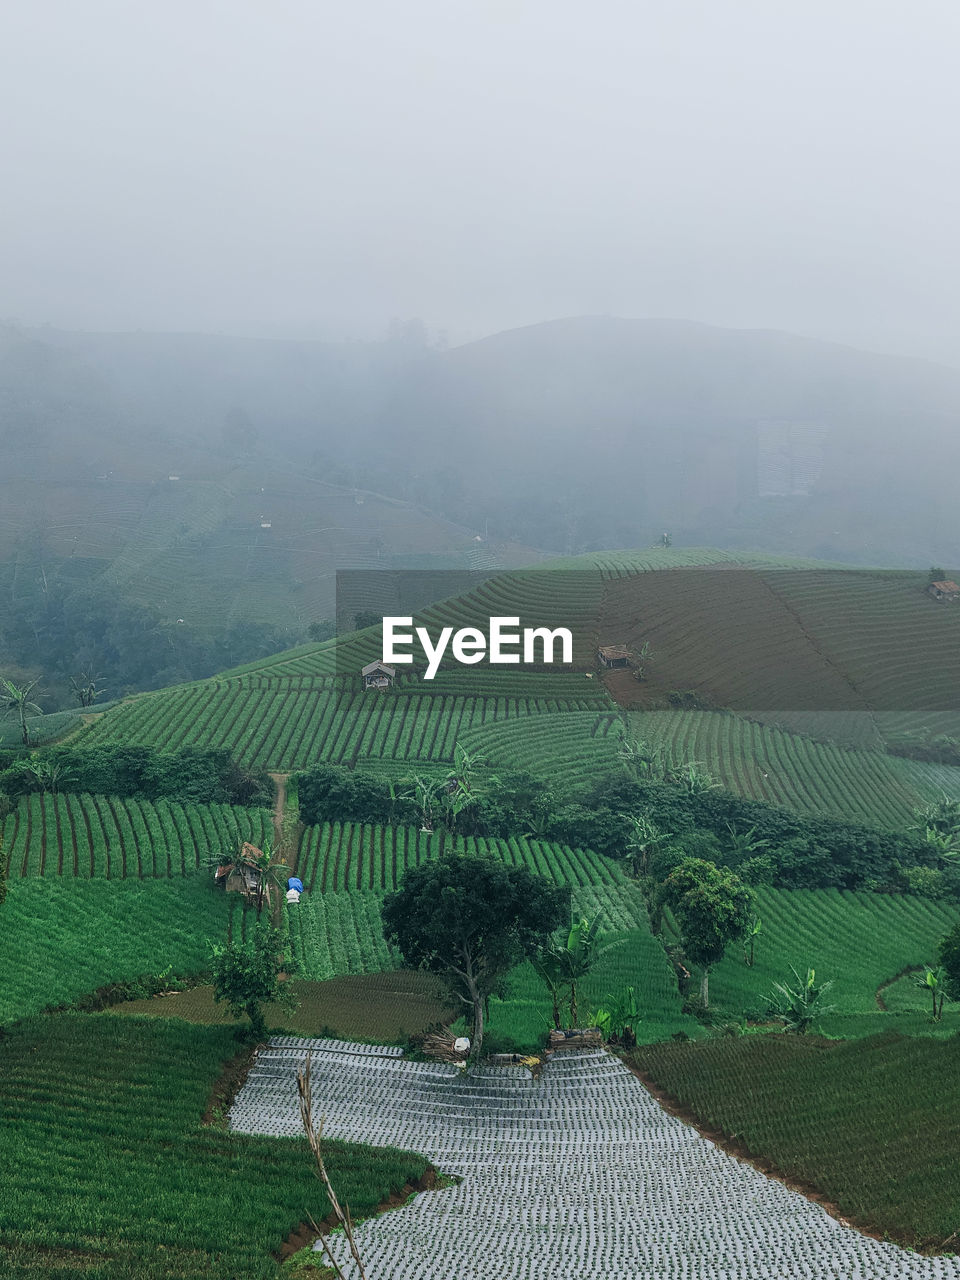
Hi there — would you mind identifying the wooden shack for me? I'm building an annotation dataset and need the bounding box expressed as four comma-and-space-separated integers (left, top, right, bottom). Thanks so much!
928, 579, 960, 602
597, 644, 632, 669
214, 842, 269, 904
362, 660, 396, 689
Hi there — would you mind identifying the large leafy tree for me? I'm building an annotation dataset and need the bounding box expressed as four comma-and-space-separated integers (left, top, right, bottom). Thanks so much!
382, 850, 569, 1057
658, 857, 755, 1007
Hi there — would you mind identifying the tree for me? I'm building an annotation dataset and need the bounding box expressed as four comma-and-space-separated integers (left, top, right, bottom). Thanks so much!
1, 677, 42, 746
658, 858, 754, 1007
381, 850, 569, 1057
533, 913, 624, 1027
400, 774, 442, 832
624, 814, 672, 878
210, 924, 297, 1041
769, 965, 836, 1034
69, 670, 103, 708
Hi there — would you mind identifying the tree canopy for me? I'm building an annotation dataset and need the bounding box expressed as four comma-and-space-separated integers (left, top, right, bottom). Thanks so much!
381, 850, 569, 1057
658, 857, 755, 1007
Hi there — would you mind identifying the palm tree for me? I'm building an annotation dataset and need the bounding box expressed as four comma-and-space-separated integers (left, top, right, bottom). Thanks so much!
1, 677, 42, 746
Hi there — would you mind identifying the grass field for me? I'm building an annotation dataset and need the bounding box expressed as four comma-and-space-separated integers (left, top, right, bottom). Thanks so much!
631, 1032, 960, 1249
0, 1014, 430, 1280
663, 886, 960, 1036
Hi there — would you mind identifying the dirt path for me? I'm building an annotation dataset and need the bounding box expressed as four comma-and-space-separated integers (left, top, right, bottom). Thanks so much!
876, 964, 924, 1010
268, 773, 291, 929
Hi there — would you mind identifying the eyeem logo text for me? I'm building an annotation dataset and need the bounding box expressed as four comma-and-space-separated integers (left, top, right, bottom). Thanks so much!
383, 617, 573, 680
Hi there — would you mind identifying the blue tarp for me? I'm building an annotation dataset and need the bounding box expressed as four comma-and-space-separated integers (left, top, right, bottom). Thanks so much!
287, 877, 304, 892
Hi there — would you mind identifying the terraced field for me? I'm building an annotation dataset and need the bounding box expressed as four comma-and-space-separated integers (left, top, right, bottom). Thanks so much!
0, 793, 272, 879
295, 821, 626, 894
630, 709, 960, 827
81, 677, 608, 770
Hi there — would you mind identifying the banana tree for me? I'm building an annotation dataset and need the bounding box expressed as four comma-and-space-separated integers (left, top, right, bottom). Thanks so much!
534, 913, 625, 1028
1, 677, 42, 746
743, 914, 762, 967
914, 964, 948, 1021
769, 965, 836, 1034
595, 985, 641, 1046
625, 814, 672, 878
401, 774, 442, 832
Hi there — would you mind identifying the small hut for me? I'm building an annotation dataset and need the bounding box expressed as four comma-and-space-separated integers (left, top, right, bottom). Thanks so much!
214, 842, 269, 903
362, 660, 396, 690
597, 644, 632, 669
928, 579, 960, 602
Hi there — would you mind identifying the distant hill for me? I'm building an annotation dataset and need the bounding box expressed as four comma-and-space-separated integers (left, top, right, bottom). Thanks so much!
14, 315, 960, 566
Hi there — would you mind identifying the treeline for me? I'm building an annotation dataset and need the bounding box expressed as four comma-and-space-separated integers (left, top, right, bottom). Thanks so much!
0, 576, 297, 704
295, 763, 946, 894
0, 745, 273, 807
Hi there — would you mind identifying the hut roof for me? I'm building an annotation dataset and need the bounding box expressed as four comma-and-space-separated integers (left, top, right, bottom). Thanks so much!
361, 660, 396, 677
931, 580, 960, 593
598, 645, 632, 661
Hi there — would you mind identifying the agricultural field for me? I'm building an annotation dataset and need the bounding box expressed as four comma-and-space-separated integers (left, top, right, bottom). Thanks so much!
0, 1015, 430, 1280
109, 971, 453, 1042
1, 793, 272, 879
630, 708, 960, 827
286, 821, 651, 989
233, 1035, 960, 1277
0, 877, 238, 1022
663, 886, 960, 1036
601, 566, 960, 738
631, 1032, 960, 1249
80, 679, 607, 770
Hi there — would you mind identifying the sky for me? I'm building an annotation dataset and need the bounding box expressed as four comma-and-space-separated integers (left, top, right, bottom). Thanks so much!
3, 0, 960, 360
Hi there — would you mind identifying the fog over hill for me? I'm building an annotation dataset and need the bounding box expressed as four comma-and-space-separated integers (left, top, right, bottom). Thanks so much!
11, 316, 960, 564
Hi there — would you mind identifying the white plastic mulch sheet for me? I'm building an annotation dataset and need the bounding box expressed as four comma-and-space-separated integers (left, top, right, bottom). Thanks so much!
230, 1037, 959, 1279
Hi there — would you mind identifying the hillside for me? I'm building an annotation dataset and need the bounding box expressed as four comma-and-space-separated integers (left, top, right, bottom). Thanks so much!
73, 549, 960, 828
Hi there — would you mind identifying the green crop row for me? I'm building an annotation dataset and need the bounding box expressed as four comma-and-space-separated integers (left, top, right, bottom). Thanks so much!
630, 708, 960, 828
294, 821, 627, 894
1, 794, 271, 879
0, 1014, 429, 1279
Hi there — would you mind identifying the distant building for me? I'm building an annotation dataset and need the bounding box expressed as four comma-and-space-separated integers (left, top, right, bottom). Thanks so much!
362, 660, 396, 689
597, 645, 632, 669
928, 580, 960, 602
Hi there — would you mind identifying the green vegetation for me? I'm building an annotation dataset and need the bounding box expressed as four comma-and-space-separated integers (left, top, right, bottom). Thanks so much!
670, 887, 960, 1035
0, 1014, 430, 1280
631, 1033, 960, 1249
0, 876, 236, 1021
211, 922, 297, 1040
630, 709, 960, 828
